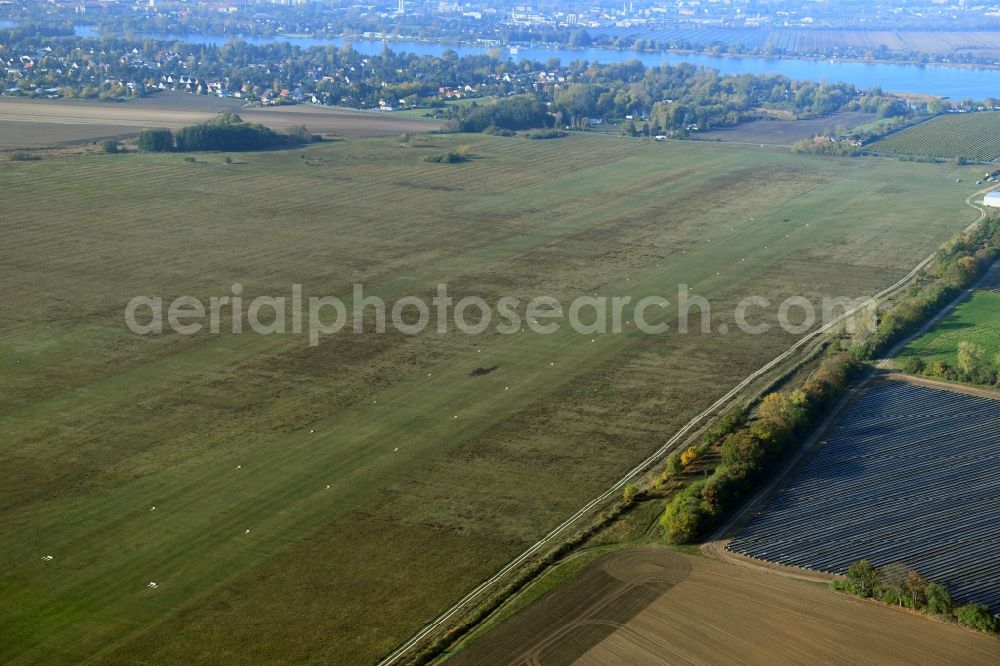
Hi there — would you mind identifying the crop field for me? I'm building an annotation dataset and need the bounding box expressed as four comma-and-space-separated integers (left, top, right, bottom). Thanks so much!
868, 112, 1000, 162
897, 290, 1000, 372
0, 134, 983, 663
728, 381, 1000, 610
693, 111, 874, 145
0, 95, 436, 148
451, 547, 1000, 665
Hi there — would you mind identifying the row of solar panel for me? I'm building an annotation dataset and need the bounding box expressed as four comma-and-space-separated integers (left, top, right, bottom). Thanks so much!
727, 381, 1000, 610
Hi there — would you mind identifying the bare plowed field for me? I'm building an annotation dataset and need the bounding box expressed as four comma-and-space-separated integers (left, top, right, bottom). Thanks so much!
240, 104, 437, 136
0, 96, 438, 147
452, 547, 1000, 665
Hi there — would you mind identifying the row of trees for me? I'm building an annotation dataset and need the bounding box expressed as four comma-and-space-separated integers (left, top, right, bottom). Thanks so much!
448, 65, 905, 135
137, 113, 312, 152
448, 95, 552, 133
851, 216, 1000, 361
659, 215, 1000, 546
791, 136, 863, 157
903, 339, 1000, 386
839, 560, 997, 633
660, 352, 862, 544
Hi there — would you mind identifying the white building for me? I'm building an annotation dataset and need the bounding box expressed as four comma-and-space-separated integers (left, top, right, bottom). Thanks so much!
985, 191, 1000, 208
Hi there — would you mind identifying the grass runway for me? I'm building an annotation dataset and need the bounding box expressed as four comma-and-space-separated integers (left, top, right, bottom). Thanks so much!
0, 133, 985, 662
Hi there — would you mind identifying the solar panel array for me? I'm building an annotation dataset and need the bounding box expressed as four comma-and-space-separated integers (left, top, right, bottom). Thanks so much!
728, 381, 1000, 610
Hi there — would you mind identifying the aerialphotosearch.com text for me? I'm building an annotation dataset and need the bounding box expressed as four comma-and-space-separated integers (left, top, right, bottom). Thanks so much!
124, 283, 876, 346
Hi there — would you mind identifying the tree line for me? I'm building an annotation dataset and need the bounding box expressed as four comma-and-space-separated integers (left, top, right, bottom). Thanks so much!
137, 113, 313, 152
851, 215, 1000, 362
659, 352, 862, 544
449, 65, 908, 134
903, 338, 1000, 386
838, 560, 997, 634
658, 214, 1000, 546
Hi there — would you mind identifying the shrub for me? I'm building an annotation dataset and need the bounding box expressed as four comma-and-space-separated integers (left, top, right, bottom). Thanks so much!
481, 126, 515, 136
659, 481, 707, 544
924, 582, 952, 614
956, 340, 987, 378
136, 128, 174, 152
720, 430, 765, 472
923, 359, 949, 378
955, 604, 998, 632
101, 139, 120, 154
699, 470, 744, 516
527, 129, 567, 140
283, 124, 313, 144
748, 417, 791, 455
8, 151, 40, 161
802, 354, 857, 406
661, 506, 703, 543
758, 391, 807, 432
665, 451, 682, 477
701, 407, 747, 446
424, 152, 469, 163
905, 570, 928, 608
845, 559, 880, 598
679, 446, 699, 467
900, 355, 925, 374
622, 483, 638, 503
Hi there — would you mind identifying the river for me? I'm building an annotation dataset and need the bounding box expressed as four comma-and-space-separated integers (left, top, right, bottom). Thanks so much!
69, 25, 1000, 99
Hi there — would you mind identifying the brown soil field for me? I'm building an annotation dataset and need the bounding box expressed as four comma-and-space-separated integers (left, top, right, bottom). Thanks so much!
451, 547, 1000, 665
0, 94, 438, 148
239, 104, 438, 137
693, 111, 875, 146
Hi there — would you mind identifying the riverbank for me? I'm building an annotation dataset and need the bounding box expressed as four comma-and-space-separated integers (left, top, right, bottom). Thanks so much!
68, 27, 1000, 99
70, 22, 1000, 72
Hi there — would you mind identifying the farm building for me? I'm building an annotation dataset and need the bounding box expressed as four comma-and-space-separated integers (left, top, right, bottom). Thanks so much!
985, 191, 1000, 208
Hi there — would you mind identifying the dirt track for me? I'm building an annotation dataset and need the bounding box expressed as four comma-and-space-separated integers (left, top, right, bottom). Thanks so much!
0, 96, 439, 147
451, 547, 1000, 665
